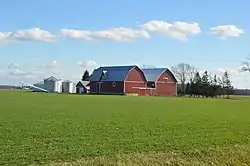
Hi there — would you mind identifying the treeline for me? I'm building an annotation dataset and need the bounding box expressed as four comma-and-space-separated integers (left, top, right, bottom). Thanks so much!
172, 63, 234, 99
234, 89, 250, 96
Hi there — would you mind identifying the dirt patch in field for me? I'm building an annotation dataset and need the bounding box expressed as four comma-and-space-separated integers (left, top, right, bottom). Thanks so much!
44, 144, 250, 166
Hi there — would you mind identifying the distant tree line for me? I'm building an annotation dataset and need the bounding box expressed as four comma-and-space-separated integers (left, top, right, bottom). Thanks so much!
234, 89, 250, 96
172, 63, 234, 99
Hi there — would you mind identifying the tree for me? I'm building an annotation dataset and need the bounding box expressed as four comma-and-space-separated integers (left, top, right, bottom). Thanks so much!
222, 70, 234, 99
185, 82, 191, 96
201, 71, 210, 97
82, 70, 90, 81
171, 63, 197, 95
217, 77, 223, 98
190, 80, 196, 97
192, 72, 202, 97
211, 74, 218, 98
189, 66, 198, 82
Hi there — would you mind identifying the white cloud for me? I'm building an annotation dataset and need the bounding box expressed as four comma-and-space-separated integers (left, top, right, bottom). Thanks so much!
5, 61, 60, 83
0, 28, 56, 43
77, 60, 98, 68
60, 27, 150, 42
40, 60, 58, 68
210, 25, 244, 39
8, 69, 44, 79
141, 20, 201, 41
0, 32, 12, 43
4, 61, 60, 80
10, 28, 57, 42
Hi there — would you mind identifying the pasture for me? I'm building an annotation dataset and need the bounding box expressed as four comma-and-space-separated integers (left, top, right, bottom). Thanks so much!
0, 90, 249, 165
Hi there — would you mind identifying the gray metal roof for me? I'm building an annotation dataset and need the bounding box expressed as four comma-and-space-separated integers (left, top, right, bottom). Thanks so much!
63, 80, 73, 83
90, 65, 136, 82
89, 69, 102, 82
141, 68, 177, 82
44, 76, 60, 82
142, 68, 166, 82
34, 80, 44, 85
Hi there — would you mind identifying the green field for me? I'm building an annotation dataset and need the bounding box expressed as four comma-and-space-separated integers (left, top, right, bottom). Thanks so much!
0, 90, 249, 165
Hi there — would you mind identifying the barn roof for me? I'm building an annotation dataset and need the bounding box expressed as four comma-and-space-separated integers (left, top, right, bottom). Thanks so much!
142, 68, 166, 82
141, 68, 177, 82
44, 76, 60, 82
90, 65, 136, 82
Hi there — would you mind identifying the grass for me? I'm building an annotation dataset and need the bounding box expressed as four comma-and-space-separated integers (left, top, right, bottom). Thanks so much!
0, 90, 249, 165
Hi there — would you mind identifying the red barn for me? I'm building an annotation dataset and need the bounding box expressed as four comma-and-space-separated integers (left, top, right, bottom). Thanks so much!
89, 65, 147, 95
141, 68, 177, 96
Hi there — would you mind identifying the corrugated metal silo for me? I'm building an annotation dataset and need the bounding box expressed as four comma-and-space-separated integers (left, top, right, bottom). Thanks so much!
44, 76, 62, 92
62, 80, 74, 93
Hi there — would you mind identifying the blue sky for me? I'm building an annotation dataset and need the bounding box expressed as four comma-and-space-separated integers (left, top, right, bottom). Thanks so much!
0, 0, 250, 88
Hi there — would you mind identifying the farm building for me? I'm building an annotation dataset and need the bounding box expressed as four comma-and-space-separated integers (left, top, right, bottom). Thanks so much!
141, 68, 177, 96
44, 76, 62, 93
62, 80, 74, 93
89, 65, 148, 95
31, 76, 76, 93
76, 81, 90, 94
89, 65, 177, 96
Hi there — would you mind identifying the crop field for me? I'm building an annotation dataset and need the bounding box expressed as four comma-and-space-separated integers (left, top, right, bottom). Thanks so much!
0, 90, 250, 165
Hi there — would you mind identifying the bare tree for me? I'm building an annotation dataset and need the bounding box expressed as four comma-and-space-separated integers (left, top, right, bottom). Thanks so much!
241, 56, 250, 72
171, 63, 197, 94
189, 66, 198, 82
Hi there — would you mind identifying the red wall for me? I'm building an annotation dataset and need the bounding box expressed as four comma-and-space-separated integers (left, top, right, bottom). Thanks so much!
124, 67, 147, 94
148, 70, 177, 96
155, 70, 177, 96
90, 81, 124, 94
90, 82, 97, 93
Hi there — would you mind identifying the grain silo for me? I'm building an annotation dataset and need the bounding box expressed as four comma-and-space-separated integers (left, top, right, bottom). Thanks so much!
72, 83, 77, 93
62, 80, 74, 93
44, 76, 62, 92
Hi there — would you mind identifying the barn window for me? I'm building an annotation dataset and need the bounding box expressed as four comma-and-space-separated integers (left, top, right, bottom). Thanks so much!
112, 82, 116, 87
163, 77, 168, 81
147, 82, 156, 88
